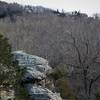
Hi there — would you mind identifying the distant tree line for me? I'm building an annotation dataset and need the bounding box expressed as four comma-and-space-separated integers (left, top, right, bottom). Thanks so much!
0, 1, 89, 21
0, 1, 23, 20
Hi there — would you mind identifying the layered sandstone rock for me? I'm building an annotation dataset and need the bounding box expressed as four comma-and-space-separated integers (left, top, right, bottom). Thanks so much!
12, 51, 62, 100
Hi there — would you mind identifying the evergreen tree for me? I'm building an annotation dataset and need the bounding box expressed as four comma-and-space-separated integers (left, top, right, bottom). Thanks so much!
0, 33, 17, 89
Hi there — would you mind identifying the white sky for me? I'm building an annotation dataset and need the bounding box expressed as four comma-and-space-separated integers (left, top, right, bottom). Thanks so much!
1, 0, 100, 16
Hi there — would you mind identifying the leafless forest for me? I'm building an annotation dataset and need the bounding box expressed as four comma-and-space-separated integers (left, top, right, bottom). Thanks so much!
0, 1, 100, 100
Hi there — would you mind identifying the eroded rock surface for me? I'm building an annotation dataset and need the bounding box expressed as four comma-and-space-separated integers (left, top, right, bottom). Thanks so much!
12, 51, 62, 100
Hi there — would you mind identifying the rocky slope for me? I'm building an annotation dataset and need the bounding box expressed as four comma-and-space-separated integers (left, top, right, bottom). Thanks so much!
12, 51, 62, 100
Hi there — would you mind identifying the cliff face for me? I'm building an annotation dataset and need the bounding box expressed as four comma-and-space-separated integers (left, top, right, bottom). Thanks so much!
12, 51, 62, 100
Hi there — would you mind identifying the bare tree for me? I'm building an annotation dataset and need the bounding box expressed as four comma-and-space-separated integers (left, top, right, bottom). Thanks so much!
63, 31, 100, 100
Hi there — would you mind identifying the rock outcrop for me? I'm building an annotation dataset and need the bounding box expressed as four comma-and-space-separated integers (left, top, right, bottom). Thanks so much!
12, 51, 62, 100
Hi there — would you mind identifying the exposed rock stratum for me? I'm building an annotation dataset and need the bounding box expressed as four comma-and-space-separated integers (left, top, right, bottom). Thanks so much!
12, 51, 62, 100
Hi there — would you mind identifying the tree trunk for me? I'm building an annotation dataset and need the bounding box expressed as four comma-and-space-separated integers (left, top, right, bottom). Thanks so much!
83, 69, 89, 100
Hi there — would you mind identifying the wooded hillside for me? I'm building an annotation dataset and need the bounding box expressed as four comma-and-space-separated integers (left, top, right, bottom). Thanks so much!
0, 1, 100, 100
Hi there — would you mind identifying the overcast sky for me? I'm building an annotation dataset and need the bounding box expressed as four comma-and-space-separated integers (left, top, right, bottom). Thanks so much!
1, 0, 100, 16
